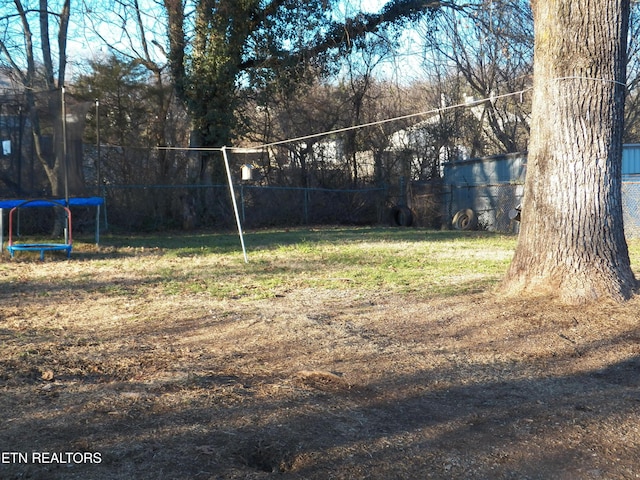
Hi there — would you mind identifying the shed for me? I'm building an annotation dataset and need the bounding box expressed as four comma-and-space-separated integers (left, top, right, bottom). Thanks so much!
442, 146, 640, 236
441, 152, 526, 232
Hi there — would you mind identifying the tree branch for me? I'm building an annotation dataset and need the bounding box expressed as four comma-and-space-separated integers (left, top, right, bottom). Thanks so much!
57, 0, 70, 86
239, 0, 471, 71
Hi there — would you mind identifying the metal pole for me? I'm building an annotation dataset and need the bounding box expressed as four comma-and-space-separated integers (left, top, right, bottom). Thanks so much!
102, 185, 109, 230
61, 87, 69, 245
221, 146, 248, 263
96, 99, 101, 189
95, 205, 100, 246
61, 86, 69, 204
17, 105, 23, 194
240, 183, 246, 223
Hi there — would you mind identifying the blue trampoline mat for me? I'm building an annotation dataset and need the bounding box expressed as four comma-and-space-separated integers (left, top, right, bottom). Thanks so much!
0, 197, 104, 209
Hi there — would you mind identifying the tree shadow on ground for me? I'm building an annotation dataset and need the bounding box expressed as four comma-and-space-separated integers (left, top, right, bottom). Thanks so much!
1, 347, 638, 480
1, 238, 637, 479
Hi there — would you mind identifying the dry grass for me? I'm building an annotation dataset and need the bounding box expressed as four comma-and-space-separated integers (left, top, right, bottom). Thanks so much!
1, 228, 639, 479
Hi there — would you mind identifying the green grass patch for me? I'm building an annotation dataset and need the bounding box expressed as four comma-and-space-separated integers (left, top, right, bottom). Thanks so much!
19, 227, 640, 301
91, 227, 517, 300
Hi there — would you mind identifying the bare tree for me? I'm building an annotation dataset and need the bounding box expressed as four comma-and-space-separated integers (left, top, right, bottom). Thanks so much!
335, 32, 399, 186
0, 0, 85, 199
253, 80, 349, 188
82, 0, 187, 184
421, 0, 533, 155
623, 2, 640, 142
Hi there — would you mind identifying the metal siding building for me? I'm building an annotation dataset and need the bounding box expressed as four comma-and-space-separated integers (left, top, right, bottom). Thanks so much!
622, 145, 640, 237
441, 153, 526, 232
442, 146, 640, 236
443, 153, 527, 185
622, 144, 640, 177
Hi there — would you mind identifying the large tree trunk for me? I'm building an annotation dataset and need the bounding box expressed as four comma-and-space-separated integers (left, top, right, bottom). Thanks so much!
501, 0, 637, 303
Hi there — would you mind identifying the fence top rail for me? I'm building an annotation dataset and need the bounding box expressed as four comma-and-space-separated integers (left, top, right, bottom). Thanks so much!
444, 181, 640, 188
444, 182, 524, 188
103, 184, 387, 193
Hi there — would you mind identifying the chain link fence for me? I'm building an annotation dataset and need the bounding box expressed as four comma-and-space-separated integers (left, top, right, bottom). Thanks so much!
99, 184, 388, 232
622, 181, 640, 239
441, 183, 524, 233
21, 180, 640, 237
33, 175, 640, 236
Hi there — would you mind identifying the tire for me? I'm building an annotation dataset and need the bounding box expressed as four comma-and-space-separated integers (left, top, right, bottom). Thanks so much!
452, 209, 477, 230
391, 205, 413, 227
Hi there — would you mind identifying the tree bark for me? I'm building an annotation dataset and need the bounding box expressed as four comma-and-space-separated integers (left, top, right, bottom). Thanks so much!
501, 0, 637, 303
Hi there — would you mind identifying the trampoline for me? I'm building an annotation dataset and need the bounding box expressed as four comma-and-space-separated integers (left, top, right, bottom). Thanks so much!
0, 197, 105, 260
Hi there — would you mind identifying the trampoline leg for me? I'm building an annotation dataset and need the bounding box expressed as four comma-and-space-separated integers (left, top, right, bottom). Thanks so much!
40, 249, 45, 261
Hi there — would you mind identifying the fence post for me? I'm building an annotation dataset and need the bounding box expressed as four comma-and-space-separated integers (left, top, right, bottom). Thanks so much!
102, 184, 109, 230
240, 183, 246, 223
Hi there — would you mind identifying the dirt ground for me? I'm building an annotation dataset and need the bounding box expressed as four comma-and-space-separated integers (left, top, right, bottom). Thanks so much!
1, 246, 640, 479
